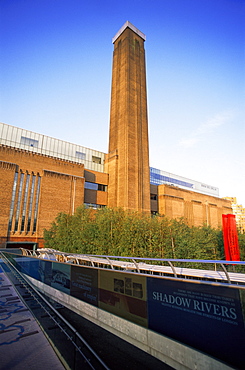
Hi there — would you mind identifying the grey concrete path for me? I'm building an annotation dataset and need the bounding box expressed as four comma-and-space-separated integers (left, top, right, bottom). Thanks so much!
0, 268, 64, 370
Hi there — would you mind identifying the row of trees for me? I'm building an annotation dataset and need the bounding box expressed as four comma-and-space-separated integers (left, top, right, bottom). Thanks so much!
44, 206, 245, 261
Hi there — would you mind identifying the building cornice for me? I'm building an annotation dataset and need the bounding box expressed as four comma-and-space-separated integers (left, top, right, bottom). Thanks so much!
112, 21, 146, 43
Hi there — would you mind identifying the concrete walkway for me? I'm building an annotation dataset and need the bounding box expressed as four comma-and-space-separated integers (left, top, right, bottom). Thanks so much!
0, 267, 64, 370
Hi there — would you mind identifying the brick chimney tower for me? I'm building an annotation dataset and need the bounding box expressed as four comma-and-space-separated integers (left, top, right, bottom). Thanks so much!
105, 21, 151, 213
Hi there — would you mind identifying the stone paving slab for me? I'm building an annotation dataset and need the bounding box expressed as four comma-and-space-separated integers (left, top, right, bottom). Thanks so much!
0, 268, 64, 370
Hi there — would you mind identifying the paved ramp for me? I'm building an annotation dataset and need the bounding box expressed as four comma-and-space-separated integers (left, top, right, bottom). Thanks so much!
0, 267, 64, 370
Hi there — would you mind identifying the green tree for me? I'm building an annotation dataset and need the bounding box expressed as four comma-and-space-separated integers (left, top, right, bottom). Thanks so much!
44, 207, 243, 263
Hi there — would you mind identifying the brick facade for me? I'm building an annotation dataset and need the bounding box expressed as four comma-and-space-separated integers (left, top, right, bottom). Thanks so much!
158, 184, 232, 227
0, 159, 18, 245
0, 145, 107, 248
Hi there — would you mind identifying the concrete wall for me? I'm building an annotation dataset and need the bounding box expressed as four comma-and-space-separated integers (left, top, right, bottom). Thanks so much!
27, 276, 233, 370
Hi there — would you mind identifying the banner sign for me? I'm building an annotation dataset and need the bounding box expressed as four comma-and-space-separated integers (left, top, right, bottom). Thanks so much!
39, 259, 53, 285
147, 277, 245, 368
17, 256, 41, 280
50, 262, 71, 294
4, 253, 245, 368
99, 270, 147, 327
222, 214, 240, 261
71, 266, 98, 306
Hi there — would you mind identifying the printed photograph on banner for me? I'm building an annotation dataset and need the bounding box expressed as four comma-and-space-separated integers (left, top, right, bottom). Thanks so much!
98, 270, 147, 327
51, 262, 71, 294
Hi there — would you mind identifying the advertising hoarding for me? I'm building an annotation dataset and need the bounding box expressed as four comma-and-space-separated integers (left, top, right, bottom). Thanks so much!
4, 252, 244, 367
50, 262, 71, 294
70, 265, 98, 306
38, 259, 53, 285
147, 277, 245, 368
17, 256, 41, 280
99, 270, 147, 327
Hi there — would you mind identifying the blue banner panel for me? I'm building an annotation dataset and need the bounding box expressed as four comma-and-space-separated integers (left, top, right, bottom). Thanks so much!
17, 257, 41, 280
147, 277, 245, 368
38, 260, 53, 285
70, 266, 98, 306
50, 262, 71, 294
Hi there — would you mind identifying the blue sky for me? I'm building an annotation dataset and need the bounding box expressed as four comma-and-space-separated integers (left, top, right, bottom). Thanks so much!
1, 0, 245, 205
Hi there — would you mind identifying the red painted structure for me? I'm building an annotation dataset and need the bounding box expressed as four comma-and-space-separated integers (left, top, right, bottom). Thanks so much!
222, 214, 240, 261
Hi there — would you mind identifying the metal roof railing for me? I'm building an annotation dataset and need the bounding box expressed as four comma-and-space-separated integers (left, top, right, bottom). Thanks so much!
19, 248, 245, 287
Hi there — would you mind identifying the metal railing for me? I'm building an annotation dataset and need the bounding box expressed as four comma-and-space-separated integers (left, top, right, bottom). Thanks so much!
0, 251, 109, 370
19, 248, 245, 286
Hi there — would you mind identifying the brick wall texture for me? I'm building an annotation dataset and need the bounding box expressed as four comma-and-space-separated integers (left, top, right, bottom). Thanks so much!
105, 27, 150, 213
0, 144, 232, 248
158, 184, 232, 228
0, 145, 107, 247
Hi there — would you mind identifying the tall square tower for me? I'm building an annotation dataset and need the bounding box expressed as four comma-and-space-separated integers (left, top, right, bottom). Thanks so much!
105, 22, 150, 212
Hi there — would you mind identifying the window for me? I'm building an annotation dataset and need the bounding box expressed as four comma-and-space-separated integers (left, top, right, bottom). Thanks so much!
98, 184, 107, 192
85, 182, 107, 191
150, 194, 157, 200
85, 182, 98, 190
21, 174, 30, 231
27, 175, 36, 232
75, 151, 86, 160
20, 136, 39, 148
8, 172, 18, 231
84, 203, 106, 209
33, 175, 41, 232
92, 156, 101, 164
150, 171, 193, 188
14, 173, 24, 231
151, 211, 158, 216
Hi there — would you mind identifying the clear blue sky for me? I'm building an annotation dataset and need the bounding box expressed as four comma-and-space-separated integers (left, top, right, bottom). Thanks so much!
1, 0, 244, 205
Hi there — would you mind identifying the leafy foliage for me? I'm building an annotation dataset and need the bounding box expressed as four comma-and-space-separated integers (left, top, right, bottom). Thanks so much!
44, 206, 245, 261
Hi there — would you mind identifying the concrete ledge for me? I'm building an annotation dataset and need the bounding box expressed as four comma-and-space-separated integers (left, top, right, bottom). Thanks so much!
26, 276, 233, 370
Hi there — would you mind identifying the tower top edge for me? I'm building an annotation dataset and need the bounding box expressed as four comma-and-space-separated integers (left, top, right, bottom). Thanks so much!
112, 21, 146, 43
